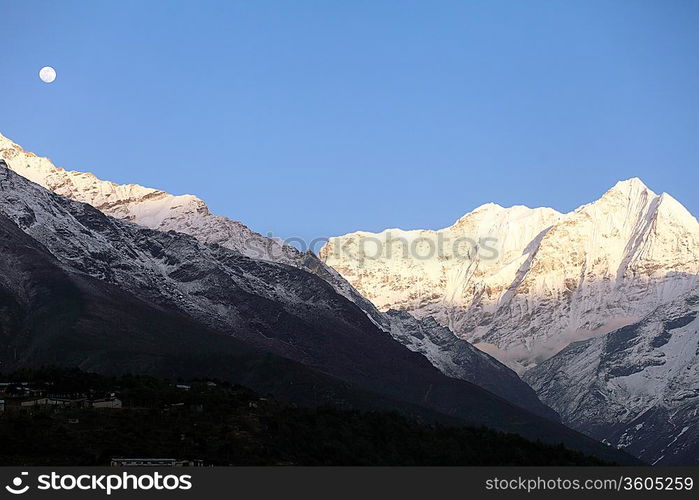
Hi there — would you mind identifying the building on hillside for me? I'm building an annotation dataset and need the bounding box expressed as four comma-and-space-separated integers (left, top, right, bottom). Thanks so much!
20, 398, 49, 407
46, 397, 87, 407
91, 398, 122, 409
110, 458, 204, 467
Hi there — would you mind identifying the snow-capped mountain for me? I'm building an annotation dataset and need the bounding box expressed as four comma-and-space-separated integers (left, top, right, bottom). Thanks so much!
0, 133, 383, 326
0, 132, 557, 418
3, 158, 637, 462
319, 174, 698, 463
320, 179, 699, 372
524, 290, 699, 465
3, 129, 689, 463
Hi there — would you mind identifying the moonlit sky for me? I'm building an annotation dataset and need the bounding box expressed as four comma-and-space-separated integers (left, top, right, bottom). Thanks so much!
2, 0, 698, 244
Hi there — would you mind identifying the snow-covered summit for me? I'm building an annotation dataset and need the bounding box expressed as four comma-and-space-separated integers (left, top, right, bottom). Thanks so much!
321, 175, 699, 372
0, 133, 271, 255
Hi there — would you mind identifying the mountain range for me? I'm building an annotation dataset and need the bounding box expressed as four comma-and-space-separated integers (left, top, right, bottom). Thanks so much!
4, 131, 696, 464
0, 132, 549, 418
320, 180, 698, 373
0, 132, 633, 464
319, 173, 698, 465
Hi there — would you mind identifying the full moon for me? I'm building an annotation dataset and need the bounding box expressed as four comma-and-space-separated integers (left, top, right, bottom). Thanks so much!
39, 66, 57, 83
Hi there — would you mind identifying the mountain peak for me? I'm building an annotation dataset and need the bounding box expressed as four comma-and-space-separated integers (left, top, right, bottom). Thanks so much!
657, 192, 699, 226
607, 177, 656, 197
473, 202, 504, 211
573, 177, 659, 217
0, 132, 22, 152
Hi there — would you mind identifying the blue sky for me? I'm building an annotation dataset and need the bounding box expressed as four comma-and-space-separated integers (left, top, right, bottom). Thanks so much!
2, 0, 698, 244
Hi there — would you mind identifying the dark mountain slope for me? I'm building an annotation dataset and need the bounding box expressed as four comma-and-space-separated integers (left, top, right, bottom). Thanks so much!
0, 212, 452, 416
387, 310, 558, 421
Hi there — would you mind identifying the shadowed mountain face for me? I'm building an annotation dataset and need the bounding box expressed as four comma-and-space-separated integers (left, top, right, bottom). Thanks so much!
386, 310, 558, 421
0, 210, 410, 410
524, 290, 699, 466
0, 161, 637, 464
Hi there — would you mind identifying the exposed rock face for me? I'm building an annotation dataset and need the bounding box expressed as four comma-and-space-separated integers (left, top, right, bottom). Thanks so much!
320, 179, 699, 372
524, 291, 699, 466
